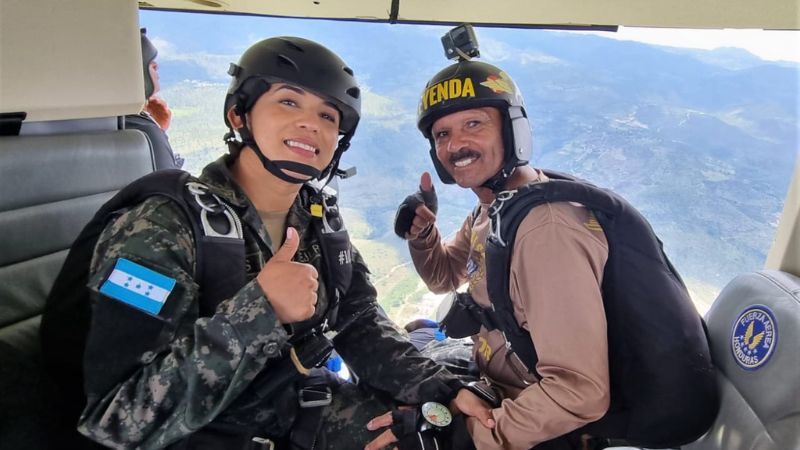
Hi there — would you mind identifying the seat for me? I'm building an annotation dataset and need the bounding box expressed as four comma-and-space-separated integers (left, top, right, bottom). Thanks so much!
0, 127, 156, 448
683, 270, 800, 450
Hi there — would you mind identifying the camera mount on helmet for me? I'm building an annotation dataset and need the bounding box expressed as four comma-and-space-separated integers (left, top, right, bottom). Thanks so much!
441, 24, 480, 62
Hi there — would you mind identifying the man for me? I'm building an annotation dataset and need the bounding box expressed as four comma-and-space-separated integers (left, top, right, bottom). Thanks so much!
48, 36, 489, 449
400, 61, 609, 450
125, 28, 183, 170
383, 54, 717, 449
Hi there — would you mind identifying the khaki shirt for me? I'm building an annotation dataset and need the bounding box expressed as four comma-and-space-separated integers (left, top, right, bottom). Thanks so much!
410, 171, 611, 449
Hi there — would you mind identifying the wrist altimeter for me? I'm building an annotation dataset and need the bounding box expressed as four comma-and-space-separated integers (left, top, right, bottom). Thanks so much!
419, 401, 452, 430
391, 401, 453, 445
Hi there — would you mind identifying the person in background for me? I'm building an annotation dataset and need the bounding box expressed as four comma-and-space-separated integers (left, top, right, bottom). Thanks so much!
125, 28, 184, 170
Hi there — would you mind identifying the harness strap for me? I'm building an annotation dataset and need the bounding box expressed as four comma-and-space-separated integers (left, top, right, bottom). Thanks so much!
289, 400, 327, 450
484, 171, 618, 376
308, 187, 354, 332
290, 368, 339, 450
484, 201, 541, 376
181, 180, 245, 315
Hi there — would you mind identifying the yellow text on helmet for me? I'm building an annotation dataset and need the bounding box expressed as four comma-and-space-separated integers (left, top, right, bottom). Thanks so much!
421, 77, 476, 111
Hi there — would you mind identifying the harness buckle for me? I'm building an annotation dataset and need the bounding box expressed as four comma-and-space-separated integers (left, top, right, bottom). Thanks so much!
185, 181, 243, 239
200, 207, 241, 238
488, 189, 517, 247
298, 385, 333, 408
250, 436, 275, 450
321, 317, 339, 340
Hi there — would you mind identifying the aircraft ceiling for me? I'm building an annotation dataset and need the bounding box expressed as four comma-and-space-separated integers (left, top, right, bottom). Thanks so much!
139, 0, 799, 30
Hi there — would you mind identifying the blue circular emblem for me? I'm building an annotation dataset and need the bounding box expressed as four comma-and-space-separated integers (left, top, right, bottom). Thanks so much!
731, 305, 778, 371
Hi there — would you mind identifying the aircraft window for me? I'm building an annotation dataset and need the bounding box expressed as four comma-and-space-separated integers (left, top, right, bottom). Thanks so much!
142, 10, 798, 320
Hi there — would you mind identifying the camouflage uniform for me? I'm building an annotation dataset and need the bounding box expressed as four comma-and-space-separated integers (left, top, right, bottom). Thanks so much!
79, 155, 459, 449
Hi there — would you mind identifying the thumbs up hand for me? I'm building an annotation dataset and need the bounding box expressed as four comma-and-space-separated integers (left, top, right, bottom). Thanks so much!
394, 172, 438, 240
418, 172, 438, 214
257, 227, 319, 323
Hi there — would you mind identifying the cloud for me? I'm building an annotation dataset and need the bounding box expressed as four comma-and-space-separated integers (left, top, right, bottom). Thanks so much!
361, 89, 416, 131
480, 38, 514, 61
481, 37, 564, 65
565, 27, 800, 63
520, 53, 563, 65
149, 37, 175, 55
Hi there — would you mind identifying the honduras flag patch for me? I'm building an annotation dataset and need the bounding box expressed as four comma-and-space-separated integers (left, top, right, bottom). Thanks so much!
100, 258, 176, 315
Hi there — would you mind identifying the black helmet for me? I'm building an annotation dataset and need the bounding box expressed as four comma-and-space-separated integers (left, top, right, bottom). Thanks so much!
417, 60, 531, 190
140, 28, 158, 99
224, 36, 361, 184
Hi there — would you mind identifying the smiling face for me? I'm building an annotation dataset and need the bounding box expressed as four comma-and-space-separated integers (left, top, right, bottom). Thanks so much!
230, 82, 341, 179
431, 106, 505, 189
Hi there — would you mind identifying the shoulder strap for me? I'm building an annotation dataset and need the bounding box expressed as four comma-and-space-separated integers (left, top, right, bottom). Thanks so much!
44, 169, 245, 333
44, 169, 193, 326
532, 170, 681, 282
483, 184, 552, 375
485, 172, 687, 374
181, 179, 246, 315
305, 186, 353, 331
105, 169, 246, 315
483, 173, 621, 375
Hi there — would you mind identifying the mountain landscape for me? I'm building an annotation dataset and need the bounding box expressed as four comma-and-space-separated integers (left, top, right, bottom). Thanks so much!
142, 11, 798, 323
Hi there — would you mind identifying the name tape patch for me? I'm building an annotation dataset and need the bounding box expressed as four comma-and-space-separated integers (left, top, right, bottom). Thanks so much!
100, 258, 176, 315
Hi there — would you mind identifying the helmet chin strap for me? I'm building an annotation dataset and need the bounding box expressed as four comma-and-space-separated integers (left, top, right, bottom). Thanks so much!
481, 165, 516, 193
237, 114, 322, 185
482, 111, 520, 194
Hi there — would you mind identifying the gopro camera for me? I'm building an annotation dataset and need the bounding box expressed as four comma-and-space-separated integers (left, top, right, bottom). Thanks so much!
441, 24, 480, 61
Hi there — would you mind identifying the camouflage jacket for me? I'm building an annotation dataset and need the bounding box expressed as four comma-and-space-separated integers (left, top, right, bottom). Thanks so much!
79, 155, 457, 449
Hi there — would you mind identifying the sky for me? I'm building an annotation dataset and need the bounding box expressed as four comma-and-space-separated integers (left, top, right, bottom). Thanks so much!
577, 27, 800, 63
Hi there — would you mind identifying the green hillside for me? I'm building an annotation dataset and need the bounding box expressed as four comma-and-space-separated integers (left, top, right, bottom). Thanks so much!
341, 207, 436, 325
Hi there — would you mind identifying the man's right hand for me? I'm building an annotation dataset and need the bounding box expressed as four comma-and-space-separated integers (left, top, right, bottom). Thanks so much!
144, 96, 172, 131
394, 172, 438, 240
257, 227, 318, 323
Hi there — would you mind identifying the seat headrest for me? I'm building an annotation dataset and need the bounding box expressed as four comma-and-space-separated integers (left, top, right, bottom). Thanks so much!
0, 0, 144, 123
705, 270, 800, 429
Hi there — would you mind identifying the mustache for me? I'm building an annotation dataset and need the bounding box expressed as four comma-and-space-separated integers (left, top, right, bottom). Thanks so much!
449, 149, 481, 164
